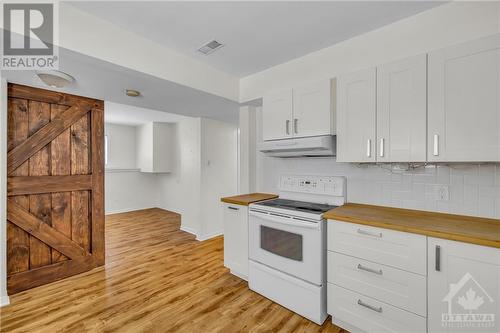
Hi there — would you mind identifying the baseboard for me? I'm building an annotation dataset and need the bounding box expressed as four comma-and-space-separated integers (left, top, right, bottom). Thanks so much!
230, 269, 248, 281
180, 226, 223, 242
196, 229, 223, 242
1, 295, 10, 307
105, 206, 156, 215
180, 225, 198, 237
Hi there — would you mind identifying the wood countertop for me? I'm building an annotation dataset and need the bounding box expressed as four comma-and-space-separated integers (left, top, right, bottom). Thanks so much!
221, 193, 278, 206
325, 203, 500, 248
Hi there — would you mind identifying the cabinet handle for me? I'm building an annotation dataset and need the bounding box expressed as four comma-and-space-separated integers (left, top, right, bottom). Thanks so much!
357, 264, 383, 275
228, 206, 239, 211
294, 118, 298, 134
379, 138, 384, 157
286, 120, 290, 135
435, 245, 441, 271
366, 139, 371, 157
357, 228, 382, 238
433, 134, 439, 156
357, 299, 383, 313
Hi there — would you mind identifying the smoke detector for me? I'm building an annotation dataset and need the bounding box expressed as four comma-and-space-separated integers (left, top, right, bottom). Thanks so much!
197, 40, 224, 55
36, 70, 75, 88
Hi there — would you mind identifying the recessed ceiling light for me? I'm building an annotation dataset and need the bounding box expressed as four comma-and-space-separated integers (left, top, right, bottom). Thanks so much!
36, 70, 75, 88
197, 39, 224, 55
125, 89, 141, 97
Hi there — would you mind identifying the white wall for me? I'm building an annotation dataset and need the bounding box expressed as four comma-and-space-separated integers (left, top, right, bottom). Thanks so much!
200, 118, 238, 239
105, 171, 161, 215
238, 106, 257, 193
240, 1, 500, 102
105, 123, 136, 169
0, 79, 9, 306
255, 108, 500, 219
104, 123, 160, 214
156, 117, 238, 240
157, 118, 202, 235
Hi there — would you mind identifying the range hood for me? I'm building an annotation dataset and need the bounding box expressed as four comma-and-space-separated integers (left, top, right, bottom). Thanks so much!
258, 135, 336, 157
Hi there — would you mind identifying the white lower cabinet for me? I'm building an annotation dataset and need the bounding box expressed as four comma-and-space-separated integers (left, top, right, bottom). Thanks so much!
223, 203, 248, 280
328, 251, 427, 316
327, 220, 427, 332
328, 220, 500, 333
328, 283, 427, 333
328, 220, 427, 275
427, 237, 500, 333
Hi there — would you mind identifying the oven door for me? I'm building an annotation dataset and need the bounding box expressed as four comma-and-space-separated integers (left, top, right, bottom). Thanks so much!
248, 209, 324, 285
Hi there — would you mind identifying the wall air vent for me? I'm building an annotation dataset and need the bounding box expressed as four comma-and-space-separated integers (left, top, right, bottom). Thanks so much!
197, 39, 224, 55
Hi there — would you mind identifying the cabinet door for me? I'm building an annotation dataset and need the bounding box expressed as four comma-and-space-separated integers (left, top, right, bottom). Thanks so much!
262, 89, 293, 141
428, 34, 500, 162
377, 54, 427, 162
337, 68, 376, 162
223, 204, 248, 279
428, 237, 500, 333
292, 79, 334, 138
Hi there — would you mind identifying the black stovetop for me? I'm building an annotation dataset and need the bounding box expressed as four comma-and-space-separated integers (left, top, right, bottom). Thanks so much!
255, 198, 337, 214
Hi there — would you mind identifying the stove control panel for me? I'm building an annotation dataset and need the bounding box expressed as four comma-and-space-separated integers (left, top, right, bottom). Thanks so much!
280, 175, 345, 196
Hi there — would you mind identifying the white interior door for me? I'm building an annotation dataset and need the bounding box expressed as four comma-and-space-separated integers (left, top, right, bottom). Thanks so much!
292, 79, 334, 138
377, 54, 427, 162
428, 34, 500, 162
337, 68, 377, 162
262, 89, 292, 141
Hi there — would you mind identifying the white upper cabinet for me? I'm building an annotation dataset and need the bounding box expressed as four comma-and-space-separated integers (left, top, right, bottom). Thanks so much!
262, 80, 335, 141
292, 79, 335, 138
427, 237, 500, 333
262, 89, 293, 141
337, 68, 377, 162
428, 34, 500, 162
377, 54, 427, 162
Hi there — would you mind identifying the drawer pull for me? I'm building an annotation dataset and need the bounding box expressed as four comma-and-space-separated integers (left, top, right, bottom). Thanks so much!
357, 228, 382, 238
357, 264, 383, 275
435, 245, 441, 271
357, 299, 383, 313
227, 206, 239, 211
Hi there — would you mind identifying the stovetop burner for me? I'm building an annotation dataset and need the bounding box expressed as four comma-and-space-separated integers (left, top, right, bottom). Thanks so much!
255, 198, 337, 215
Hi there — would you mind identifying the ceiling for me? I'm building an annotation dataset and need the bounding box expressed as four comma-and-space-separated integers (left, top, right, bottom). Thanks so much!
2, 47, 239, 123
69, 1, 444, 77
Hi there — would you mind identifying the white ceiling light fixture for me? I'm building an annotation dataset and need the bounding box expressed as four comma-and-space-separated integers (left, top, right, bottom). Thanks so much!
36, 70, 75, 88
197, 39, 224, 55
125, 89, 141, 97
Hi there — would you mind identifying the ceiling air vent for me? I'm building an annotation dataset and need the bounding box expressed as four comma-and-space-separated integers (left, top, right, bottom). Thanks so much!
197, 40, 224, 55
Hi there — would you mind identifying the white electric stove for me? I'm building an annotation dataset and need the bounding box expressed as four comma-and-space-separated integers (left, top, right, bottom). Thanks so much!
248, 175, 346, 325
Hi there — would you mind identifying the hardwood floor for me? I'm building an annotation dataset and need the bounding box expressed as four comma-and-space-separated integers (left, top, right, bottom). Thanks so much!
0, 208, 347, 333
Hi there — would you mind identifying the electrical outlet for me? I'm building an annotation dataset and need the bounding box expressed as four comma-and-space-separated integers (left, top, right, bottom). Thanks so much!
437, 185, 449, 201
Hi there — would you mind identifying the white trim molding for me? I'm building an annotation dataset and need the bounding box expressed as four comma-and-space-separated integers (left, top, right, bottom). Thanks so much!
0, 79, 7, 308
105, 206, 157, 215
1, 295, 10, 307
180, 225, 198, 237
196, 230, 223, 242
180, 225, 223, 242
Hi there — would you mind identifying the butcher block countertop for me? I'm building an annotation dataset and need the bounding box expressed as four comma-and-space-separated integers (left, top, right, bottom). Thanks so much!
325, 203, 500, 249
221, 193, 278, 206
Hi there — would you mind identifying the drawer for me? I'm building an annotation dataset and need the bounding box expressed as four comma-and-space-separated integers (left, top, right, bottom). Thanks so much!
327, 283, 426, 333
328, 220, 427, 275
327, 252, 426, 316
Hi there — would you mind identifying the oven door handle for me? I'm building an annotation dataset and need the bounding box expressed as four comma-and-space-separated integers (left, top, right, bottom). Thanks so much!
249, 210, 320, 229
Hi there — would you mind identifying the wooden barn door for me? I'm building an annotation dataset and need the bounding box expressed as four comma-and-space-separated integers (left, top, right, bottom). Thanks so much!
6, 83, 105, 294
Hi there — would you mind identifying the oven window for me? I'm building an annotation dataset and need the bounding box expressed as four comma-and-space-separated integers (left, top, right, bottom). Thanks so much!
260, 225, 303, 261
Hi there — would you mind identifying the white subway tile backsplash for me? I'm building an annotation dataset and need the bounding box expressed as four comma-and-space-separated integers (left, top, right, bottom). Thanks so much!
259, 155, 500, 220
